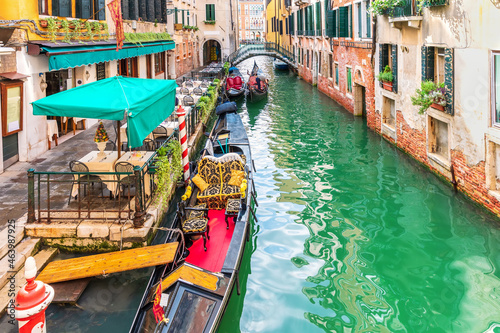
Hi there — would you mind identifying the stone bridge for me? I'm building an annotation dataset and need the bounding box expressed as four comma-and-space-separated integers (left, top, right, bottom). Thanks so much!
227, 42, 297, 69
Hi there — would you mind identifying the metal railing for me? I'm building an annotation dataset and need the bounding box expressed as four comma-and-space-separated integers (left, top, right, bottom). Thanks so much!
227, 42, 296, 66
27, 131, 179, 226
391, 0, 420, 17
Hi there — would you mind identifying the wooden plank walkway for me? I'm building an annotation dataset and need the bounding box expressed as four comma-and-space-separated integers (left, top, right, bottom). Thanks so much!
37, 243, 179, 284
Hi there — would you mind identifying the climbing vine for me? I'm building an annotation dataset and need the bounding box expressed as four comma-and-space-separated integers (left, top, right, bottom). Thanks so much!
154, 140, 182, 208
60, 20, 72, 44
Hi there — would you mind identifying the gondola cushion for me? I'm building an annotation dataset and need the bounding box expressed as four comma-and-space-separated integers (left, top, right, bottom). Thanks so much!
225, 198, 240, 214
182, 217, 208, 233
187, 203, 207, 219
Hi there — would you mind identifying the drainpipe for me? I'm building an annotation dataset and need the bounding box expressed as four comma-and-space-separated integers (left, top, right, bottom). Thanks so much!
370, 16, 377, 71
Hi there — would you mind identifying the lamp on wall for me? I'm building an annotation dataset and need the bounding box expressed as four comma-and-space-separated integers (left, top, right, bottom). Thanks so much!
492, 0, 500, 8
40, 78, 47, 92
85, 70, 90, 80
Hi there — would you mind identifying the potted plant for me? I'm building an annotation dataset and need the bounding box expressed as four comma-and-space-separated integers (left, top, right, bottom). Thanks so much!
94, 122, 109, 156
411, 80, 447, 114
369, 0, 405, 16
377, 65, 394, 92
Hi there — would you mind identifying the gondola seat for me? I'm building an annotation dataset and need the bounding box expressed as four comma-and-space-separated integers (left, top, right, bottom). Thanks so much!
193, 154, 245, 210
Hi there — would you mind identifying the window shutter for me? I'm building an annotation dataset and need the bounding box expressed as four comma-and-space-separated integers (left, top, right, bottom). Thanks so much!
290, 13, 294, 35
121, 0, 129, 20
366, 2, 371, 38
76, 0, 92, 19
182, 10, 185, 25
95, 0, 106, 20
316, 1, 321, 32
348, 5, 352, 38
146, 0, 155, 22
55, 0, 71, 17
139, 0, 147, 21
444, 48, 454, 115
326, 10, 334, 37
339, 6, 348, 37
211, 5, 216, 21
391, 44, 398, 93
334, 9, 338, 37
155, 0, 162, 22
206, 4, 210, 21
358, 4, 362, 38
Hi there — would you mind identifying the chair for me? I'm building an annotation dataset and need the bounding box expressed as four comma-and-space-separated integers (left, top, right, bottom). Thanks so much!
68, 161, 102, 203
114, 161, 136, 198
225, 198, 242, 229
185, 80, 194, 87
152, 125, 169, 148
200, 81, 209, 88
193, 87, 203, 96
181, 87, 190, 94
142, 138, 156, 151
183, 95, 195, 106
177, 201, 210, 251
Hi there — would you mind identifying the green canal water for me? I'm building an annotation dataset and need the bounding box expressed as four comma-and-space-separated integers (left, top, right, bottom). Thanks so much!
219, 57, 500, 333
2, 56, 500, 333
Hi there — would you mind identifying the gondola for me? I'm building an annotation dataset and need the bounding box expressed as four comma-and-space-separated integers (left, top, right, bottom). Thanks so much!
224, 67, 246, 100
273, 58, 289, 71
247, 62, 268, 103
129, 101, 257, 333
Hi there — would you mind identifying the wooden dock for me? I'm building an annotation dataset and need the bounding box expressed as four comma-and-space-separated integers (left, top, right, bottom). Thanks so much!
37, 243, 179, 284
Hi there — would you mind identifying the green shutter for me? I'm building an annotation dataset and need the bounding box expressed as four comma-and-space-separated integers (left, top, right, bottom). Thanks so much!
212, 4, 215, 21
291, 13, 295, 35
175, 8, 178, 24
206, 4, 210, 21
444, 48, 454, 115
391, 44, 398, 93
347, 67, 352, 92
333, 9, 337, 37
326, 10, 334, 37
182, 10, 185, 25
339, 6, 348, 37
358, 4, 362, 38
316, 1, 321, 32
366, 1, 371, 38
348, 5, 352, 38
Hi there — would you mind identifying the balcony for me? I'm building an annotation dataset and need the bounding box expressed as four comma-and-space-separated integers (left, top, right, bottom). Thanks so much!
421, 0, 448, 7
388, 0, 422, 29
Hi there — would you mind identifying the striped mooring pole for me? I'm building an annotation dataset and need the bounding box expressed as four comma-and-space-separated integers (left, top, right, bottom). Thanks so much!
177, 105, 190, 183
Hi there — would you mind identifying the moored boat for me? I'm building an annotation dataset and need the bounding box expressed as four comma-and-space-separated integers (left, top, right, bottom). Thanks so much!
225, 67, 246, 100
247, 62, 268, 103
273, 58, 289, 71
129, 102, 257, 333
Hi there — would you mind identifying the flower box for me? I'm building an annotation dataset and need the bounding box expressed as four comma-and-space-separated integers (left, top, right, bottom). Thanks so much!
431, 103, 445, 111
382, 81, 393, 92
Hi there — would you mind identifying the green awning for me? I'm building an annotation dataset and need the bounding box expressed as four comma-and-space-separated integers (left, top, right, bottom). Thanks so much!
32, 76, 177, 148
41, 41, 175, 71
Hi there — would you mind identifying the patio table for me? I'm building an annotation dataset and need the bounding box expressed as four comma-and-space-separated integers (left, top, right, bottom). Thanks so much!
115, 151, 155, 197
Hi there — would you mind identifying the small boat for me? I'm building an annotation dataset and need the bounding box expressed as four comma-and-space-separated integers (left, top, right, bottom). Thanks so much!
129, 101, 257, 333
247, 62, 268, 103
273, 58, 289, 71
225, 67, 246, 100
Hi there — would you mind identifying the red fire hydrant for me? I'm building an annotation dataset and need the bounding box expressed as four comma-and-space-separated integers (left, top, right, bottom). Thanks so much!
15, 257, 54, 333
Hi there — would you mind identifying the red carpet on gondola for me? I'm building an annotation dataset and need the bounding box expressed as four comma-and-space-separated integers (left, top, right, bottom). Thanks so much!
185, 209, 235, 273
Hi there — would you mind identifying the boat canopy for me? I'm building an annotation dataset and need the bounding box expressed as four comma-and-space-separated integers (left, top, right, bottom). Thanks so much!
32, 76, 177, 148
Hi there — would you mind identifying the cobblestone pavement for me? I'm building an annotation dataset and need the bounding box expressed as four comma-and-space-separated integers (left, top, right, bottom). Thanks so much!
0, 120, 118, 231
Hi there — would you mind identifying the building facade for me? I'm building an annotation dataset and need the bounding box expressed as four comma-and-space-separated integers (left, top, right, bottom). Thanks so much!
374, 0, 500, 216
0, 0, 238, 174
239, 0, 266, 43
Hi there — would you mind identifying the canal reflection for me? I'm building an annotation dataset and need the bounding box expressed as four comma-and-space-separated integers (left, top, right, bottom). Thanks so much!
224, 56, 500, 333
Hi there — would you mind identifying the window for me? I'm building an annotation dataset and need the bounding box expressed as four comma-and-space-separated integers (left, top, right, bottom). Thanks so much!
354, 0, 371, 39
335, 62, 339, 87
155, 52, 165, 75
382, 96, 396, 128
326, 8, 337, 38
422, 46, 454, 114
329, 54, 333, 78
39, 0, 48, 15
346, 67, 352, 94
435, 48, 446, 83
119, 57, 138, 77
428, 115, 449, 160
206, 4, 215, 21
50, 0, 106, 20
1, 81, 24, 136
338, 6, 351, 38
379, 43, 398, 93
96, 62, 106, 80
494, 53, 500, 124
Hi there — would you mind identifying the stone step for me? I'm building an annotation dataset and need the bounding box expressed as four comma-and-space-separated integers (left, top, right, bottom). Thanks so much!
0, 215, 25, 260
0, 247, 59, 316
0, 238, 40, 291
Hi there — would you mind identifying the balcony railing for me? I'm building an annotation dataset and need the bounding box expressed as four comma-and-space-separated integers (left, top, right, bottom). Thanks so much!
421, 0, 448, 7
391, 0, 420, 17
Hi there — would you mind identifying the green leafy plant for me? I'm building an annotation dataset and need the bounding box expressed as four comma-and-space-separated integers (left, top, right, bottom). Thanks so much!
92, 21, 101, 41
369, 0, 404, 16
124, 32, 172, 44
203, 20, 216, 25
154, 140, 182, 208
154, 19, 158, 27
85, 21, 96, 41
223, 62, 230, 75
60, 20, 72, 44
46, 17, 59, 43
213, 78, 220, 83
411, 80, 446, 114
376, 65, 394, 82
101, 23, 109, 41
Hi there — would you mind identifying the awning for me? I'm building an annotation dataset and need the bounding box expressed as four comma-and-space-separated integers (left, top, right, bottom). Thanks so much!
0, 72, 29, 80
32, 76, 177, 148
32, 40, 175, 71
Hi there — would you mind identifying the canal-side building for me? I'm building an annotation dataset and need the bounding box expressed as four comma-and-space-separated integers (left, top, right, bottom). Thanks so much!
373, 0, 500, 216
239, 0, 266, 43
266, 0, 375, 119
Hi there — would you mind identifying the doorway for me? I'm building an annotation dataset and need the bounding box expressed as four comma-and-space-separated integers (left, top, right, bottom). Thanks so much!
353, 83, 366, 117
203, 40, 222, 65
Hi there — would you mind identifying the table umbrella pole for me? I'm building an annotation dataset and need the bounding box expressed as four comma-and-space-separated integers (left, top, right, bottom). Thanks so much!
117, 120, 121, 159
177, 106, 190, 183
